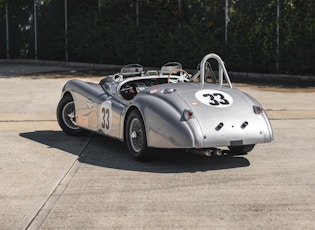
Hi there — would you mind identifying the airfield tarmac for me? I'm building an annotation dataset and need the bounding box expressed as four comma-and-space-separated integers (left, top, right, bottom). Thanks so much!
0, 63, 315, 229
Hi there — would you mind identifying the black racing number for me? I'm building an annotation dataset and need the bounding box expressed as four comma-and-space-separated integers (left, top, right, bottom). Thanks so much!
203, 93, 219, 106
203, 93, 230, 106
101, 107, 110, 130
213, 93, 229, 105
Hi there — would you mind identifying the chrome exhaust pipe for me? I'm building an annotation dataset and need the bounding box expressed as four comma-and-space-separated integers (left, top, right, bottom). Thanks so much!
190, 148, 222, 157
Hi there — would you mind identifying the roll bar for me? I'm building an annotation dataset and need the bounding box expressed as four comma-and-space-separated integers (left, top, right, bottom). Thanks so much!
200, 53, 233, 88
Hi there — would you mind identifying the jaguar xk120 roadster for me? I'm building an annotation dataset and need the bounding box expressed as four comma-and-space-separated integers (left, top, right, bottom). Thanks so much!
57, 53, 273, 161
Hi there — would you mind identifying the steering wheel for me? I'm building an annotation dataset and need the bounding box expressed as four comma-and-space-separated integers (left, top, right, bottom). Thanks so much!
167, 69, 191, 83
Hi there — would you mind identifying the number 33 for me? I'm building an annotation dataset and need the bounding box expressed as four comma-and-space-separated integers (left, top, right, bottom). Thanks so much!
101, 108, 110, 130
100, 101, 111, 133
203, 93, 230, 106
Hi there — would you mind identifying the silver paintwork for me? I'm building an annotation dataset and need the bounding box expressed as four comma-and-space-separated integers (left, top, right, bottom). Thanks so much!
59, 53, 273, 150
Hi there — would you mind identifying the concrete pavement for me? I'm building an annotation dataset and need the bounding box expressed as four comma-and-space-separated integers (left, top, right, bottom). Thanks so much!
0, 63, 315, 229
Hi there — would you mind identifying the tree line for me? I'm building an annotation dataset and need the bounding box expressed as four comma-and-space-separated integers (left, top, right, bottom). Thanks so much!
0, 0, 314, 75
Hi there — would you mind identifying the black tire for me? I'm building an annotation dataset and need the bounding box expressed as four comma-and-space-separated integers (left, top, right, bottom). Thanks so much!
56, 94, 88, 136
125, 110, 150, 161
228, 144, 255, 155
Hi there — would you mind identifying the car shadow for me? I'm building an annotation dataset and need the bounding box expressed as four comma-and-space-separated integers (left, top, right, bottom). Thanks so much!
20, 130, 250, 173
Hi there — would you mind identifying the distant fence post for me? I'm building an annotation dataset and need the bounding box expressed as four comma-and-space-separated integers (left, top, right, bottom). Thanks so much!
65, 0, 68, 62
136, 1, 139, 27
225, 0, 229, 44
98, 0, 101, 18
34, 0, 38, 60
5, 2, 9, 59
276, 0, 280, 73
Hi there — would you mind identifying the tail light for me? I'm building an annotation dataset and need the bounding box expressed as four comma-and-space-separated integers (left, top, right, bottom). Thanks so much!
183, 109, 194, 120
253, 106, 263, 114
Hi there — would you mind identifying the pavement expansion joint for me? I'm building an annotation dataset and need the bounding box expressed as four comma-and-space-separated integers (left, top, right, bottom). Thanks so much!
14, 136, 94, 230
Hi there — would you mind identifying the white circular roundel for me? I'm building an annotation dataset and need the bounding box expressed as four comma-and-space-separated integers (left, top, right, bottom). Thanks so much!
195, 89, 233, 108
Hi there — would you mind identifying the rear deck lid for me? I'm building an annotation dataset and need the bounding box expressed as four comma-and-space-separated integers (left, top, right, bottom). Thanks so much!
176, 85, 265, 146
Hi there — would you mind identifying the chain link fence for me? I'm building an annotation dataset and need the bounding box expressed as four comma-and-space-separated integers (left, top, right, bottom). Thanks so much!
0, 0, 314, 75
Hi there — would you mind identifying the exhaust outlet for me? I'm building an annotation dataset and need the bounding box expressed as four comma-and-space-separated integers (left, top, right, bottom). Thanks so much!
189, 148, 222, 157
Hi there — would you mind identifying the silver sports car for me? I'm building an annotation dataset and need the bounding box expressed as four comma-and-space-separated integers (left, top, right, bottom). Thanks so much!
57, 53, 273, 161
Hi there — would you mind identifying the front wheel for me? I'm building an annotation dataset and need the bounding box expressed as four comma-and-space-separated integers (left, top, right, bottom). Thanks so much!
57, 94, 88, 136
228, 144, 255, 155
125, 110, 150, 161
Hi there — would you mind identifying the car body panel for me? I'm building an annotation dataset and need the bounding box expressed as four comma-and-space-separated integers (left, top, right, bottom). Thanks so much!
58, 53, 273, 152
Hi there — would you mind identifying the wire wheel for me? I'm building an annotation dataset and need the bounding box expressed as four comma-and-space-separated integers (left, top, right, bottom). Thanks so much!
57, 94, 88, 136
129, 117, 144, 153
126, 110, 149, 161
62, 101, 79, 130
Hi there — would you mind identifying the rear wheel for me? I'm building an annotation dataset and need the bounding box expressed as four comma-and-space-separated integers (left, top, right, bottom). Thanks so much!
57, 94, 88, 136
228, 144, 255, 155
125, 110, 150, 161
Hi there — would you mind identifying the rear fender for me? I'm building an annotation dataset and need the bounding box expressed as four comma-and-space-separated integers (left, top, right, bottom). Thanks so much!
128, 95, 204, 149
60, 80, 107, 132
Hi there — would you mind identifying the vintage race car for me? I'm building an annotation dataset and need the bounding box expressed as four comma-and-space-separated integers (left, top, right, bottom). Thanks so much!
57, 53, 273, 161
